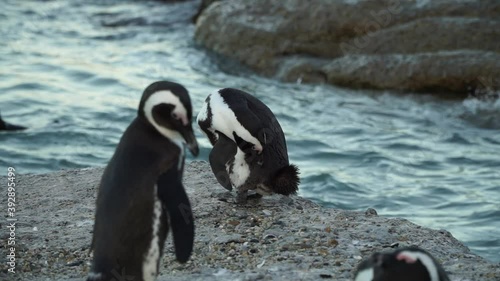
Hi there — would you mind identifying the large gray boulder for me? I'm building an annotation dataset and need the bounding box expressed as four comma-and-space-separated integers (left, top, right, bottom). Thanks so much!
1, 161, 499, 280
195, 0, 500, 94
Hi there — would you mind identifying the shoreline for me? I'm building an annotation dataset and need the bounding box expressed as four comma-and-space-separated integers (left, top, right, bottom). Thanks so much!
0, 161, 499, 280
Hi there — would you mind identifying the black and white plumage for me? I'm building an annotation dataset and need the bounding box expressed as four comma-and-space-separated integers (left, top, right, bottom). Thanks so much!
197, 88, 299, 202
0, 111, 26, 131
354, 246, 450, 281
87, 81, 199, 281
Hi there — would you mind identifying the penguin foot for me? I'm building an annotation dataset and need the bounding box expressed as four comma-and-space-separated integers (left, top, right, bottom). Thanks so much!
235, 190, 263, 203
235, 191, 248, 204
247, 192, 263, 200
213, 191, 233, 202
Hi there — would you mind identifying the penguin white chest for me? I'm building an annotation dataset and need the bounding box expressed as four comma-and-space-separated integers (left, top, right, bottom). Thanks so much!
207, 91, 263, 151
354, 268, 374, 281
142, 186, 162, 281
226, 148, 251, 188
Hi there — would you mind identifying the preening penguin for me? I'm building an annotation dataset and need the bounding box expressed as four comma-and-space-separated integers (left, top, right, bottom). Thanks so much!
87, 81, 199, 281
354, 246, 450, 281
197, 88, 299, 203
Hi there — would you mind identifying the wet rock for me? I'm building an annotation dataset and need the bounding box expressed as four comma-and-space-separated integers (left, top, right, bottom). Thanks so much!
323, 51, 500, 94
192, 0, 221, 23
195, 0, 500, 94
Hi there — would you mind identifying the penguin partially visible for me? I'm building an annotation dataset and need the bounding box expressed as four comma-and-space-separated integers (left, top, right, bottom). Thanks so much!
87, 81, 199, 281
354, 246, 450, 281
0, 111, 26, 131
197, 88, 299, 203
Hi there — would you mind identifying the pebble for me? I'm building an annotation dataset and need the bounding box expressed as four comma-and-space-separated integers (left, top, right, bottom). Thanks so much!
262, 210, 272, 216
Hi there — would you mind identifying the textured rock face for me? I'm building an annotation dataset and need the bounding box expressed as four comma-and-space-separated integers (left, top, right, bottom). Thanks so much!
194, 0, 500, 94
1, 161, 499, 281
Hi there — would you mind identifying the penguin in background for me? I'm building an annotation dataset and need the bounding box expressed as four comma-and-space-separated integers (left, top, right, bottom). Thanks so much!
353, 246, 450, 281
197, 88, 300, 203
87, 81, 199, 281
0, 111, 26, 131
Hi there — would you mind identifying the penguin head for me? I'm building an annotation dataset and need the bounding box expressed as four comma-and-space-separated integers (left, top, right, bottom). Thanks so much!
139, 81, 199, 156
354, 246, 449, 281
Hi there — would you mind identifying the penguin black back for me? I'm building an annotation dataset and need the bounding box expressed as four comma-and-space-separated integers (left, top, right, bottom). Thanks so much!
354, 246, 450, 281
88, 81, 199, 281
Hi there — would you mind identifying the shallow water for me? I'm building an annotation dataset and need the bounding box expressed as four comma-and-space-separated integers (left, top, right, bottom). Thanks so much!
1, 0, 499, 262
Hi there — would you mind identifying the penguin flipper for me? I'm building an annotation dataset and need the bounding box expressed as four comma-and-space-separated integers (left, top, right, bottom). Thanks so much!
209, 133, 237, 191
157, 167, 194, 263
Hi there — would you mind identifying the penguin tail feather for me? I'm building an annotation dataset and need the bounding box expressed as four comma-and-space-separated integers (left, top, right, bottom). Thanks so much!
270, 164, 300, 195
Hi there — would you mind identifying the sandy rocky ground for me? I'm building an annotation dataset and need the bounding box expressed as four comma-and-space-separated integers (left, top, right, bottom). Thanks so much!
1, 161, 499, 281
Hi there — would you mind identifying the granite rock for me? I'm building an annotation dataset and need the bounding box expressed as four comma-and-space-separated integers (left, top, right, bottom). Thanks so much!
0, 161, 499, 281
194, 0, 500, 94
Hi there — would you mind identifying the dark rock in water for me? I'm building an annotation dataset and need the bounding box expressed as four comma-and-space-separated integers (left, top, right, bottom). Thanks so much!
194, 0, 500, 94
365, 208, 378, 217
0, 161, 499, 281
0, 112, 26, 131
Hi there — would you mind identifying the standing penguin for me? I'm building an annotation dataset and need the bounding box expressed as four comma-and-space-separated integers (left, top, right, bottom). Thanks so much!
197, 88, 299, 203
87, 81, 199, 281
354, 246, 450, 281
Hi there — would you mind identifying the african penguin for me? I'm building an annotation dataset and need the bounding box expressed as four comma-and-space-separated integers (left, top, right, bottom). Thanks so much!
0, 111, 26, 131
354, 246, 450, 281
87, 81, 199, 281
197, 88, 300, 203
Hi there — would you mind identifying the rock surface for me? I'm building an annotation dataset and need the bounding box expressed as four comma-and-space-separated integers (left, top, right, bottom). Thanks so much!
1, 161, 499, 281
192, 0, 220, 23
194, 0, 500, 94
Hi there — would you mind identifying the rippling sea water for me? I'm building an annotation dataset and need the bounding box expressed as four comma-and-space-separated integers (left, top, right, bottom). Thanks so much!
1, 0, 499, 262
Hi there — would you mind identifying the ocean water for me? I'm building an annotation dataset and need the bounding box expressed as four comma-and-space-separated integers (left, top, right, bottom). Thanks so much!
1, 0, 499, 263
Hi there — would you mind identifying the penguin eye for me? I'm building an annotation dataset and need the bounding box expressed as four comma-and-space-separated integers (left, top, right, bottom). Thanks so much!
171, 112, 180, 120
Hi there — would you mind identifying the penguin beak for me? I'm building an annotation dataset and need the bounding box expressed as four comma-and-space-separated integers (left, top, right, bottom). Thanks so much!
181, 126, 199, 157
